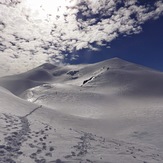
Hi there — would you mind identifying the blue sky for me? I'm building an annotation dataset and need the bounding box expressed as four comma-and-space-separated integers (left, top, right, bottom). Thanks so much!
67, 15, 163, 71
0, 0, 163, 76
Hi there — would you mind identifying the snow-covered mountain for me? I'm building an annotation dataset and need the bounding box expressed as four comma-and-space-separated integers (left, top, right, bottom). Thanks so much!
1, 57, 163, 163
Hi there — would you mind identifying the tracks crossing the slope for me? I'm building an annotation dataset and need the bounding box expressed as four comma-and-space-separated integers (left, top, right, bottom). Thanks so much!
0, 105, 43, 162
23, 105, 42, 118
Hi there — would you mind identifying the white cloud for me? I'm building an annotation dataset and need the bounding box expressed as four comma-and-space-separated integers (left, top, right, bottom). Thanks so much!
0, 0, 163, 76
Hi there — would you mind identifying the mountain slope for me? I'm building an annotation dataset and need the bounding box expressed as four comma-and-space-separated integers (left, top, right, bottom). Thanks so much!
1, 57, 163, 97
1, 85, 163, 163
1, 57, 163, 162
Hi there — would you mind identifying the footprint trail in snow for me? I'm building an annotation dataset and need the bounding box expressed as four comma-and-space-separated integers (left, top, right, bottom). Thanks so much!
1, 112, 163, 163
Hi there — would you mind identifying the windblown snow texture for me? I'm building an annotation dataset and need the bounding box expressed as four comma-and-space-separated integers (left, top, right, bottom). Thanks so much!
1, 58, 163, 162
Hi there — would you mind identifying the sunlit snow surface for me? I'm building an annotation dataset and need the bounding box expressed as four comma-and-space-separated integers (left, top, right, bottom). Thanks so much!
1, 58, 163, 162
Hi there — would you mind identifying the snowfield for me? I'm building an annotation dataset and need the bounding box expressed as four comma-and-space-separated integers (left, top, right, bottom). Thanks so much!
1, 58, 163, 163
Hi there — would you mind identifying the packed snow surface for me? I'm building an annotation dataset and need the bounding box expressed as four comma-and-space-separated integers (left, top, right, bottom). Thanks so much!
1, 58, 163, 163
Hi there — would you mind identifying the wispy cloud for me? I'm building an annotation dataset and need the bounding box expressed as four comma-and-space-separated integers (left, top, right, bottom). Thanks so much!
0, 0, 163, 76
